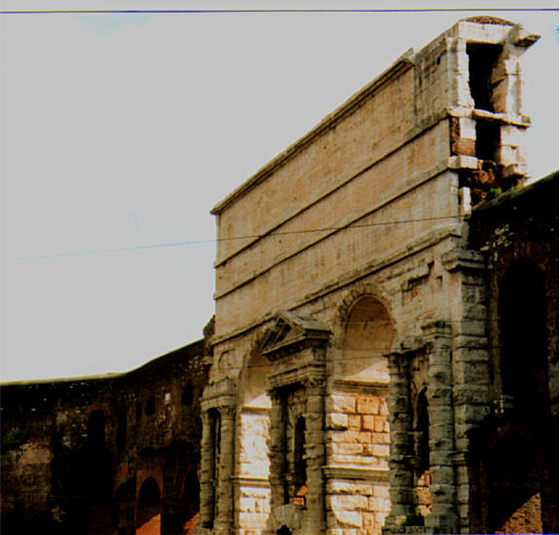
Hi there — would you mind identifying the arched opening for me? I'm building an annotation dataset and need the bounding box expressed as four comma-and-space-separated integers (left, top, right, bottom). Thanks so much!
181, 469, 200, 535
414, 388, 431, 518
476, 259, 558, 534
486, 430, 542, 534
137, 477, 162, 534
499, 259, 549, 421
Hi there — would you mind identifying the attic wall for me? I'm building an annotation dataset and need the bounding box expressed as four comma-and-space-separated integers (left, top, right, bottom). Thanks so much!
212, 19, 537, 342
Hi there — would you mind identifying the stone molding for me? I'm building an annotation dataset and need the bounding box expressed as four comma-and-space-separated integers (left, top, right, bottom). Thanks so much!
213, 159, 454, 292
260, 311, 331, 361
323, 465, 390, 483
201, 378, 237, 411
212, 227, 462, 347
240, 406, 270, 415
441, 248, 485, 272
331, 379, 389, 396
232, 476, 271, 488
389, 336, 428, 359
267, 363, 326, 392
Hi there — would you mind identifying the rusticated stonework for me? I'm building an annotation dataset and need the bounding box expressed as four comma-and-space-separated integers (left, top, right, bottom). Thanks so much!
1, 16, 557, 535
198, 16, 557, 535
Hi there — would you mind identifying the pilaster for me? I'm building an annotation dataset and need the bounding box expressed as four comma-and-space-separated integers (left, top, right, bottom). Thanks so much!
422, 321, 459, 535
216, 405, 236, 534
302, 377, 327, 534
267, 389, 286, 509
198, 379, 238, 535
385, 351, 415, 527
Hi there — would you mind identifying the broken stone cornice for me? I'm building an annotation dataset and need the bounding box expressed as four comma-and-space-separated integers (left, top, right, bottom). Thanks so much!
441, 248, 485, 272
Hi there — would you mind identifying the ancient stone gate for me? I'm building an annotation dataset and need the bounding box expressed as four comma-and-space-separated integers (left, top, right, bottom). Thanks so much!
196, 17, 557, 535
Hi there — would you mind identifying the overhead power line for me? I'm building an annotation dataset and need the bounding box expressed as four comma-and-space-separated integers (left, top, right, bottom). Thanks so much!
17, 214, 462, 261
2, 8, 558, 14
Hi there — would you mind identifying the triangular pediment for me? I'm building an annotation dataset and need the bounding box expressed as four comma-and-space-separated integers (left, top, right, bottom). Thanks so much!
261, 311, 331, 360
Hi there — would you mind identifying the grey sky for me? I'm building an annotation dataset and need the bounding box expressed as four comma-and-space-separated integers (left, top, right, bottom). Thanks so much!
1, 2, 558, 381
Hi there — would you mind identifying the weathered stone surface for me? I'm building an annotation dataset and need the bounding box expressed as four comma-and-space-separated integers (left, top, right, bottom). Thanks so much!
2, 340, 208, 535
3, 16, 557, 535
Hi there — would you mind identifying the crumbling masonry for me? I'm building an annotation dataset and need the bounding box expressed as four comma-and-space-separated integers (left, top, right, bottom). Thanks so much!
196, 17, 558, 535
1, 16, 558, 535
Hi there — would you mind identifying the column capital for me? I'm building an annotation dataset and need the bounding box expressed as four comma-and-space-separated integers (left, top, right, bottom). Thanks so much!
303, 375, 326, 391
421, 320, 452, 341
220, 404, 236, 418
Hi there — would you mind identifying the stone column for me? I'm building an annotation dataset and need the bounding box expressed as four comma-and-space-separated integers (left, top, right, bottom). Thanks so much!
216, 405, 236, 535
422, 321, 459, 534
267, 389, 286, 509
442, 247, 492, 532
199, 409, 216, 530
302, 376, 326, 534
385, 351, 416, 528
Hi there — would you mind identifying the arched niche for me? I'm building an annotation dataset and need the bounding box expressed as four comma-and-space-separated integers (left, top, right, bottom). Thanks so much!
237, 350, 272, 486
337, 295, 396, 383
485, 428, 542, 534
241, 351, 272, 409
181, 469, 200, 535
137, 477, 162, 533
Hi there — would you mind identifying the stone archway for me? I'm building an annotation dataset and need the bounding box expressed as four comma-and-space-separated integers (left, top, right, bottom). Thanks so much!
137, 477, 162, 535
499, 259, 549, 420
181, 469, 200, 535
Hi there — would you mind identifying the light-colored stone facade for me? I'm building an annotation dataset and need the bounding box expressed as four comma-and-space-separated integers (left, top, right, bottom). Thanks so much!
197, 18, 542, 535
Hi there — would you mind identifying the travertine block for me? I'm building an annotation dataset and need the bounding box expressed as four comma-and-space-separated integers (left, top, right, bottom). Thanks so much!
327, 481, 373, 496
348, 414, 362, 430
327, 413, 349, 430
329, 395, 357, 414
328, 494, 369, 511
362, 415, 374, 431
357, 397, 379, 415
331, 509, 363, 528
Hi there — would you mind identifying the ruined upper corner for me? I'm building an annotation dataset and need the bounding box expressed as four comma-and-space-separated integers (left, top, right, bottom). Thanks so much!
449, 15, 540, 47
461, 16, 515, 26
